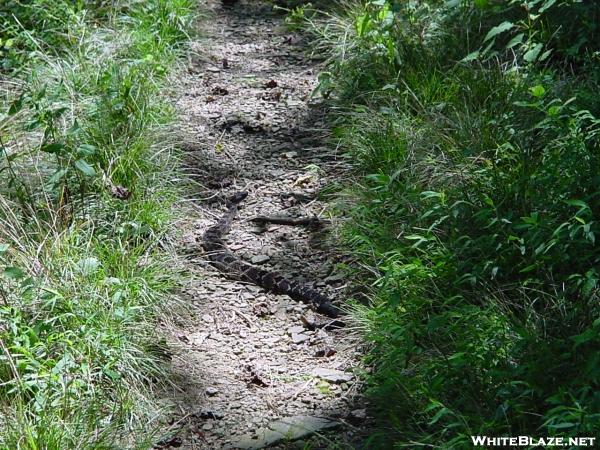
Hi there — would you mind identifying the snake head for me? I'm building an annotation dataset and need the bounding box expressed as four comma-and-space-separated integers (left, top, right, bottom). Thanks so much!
228, 191, 249, 205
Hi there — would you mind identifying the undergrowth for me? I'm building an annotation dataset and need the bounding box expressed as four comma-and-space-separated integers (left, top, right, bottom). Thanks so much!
297, 0, 600, 448
0, 0, 193, 448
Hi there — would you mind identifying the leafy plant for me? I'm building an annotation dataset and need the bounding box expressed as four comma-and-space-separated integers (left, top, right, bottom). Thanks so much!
301, 0, 600, 447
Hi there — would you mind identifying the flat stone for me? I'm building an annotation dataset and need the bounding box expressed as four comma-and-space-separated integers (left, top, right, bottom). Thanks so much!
287, 326, 305, 335
251, 254, 270, 264
311, 368, 353, 383
228, 416, 339, 449
325, 273, 345, 283
291, 333, 310, 344
350, 409, 367, 420
205, 387, 219, 396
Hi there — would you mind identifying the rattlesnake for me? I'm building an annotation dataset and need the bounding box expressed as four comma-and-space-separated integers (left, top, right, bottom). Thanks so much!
202, 191, 343, 319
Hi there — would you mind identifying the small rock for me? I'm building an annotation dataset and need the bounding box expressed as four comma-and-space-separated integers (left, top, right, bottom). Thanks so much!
202, 422, 214, 431
314, 346, 336, 358
205, 387, 219, 396
349, 408, 367, 425
315, 329, 329, 340
228, 416, 339, 449
287, 326, 305, 335
202, 314, 214, 323
351, 409, 366, 420
325, 273, 345, 283
291, 333, 310, 344
252, 302, 271, 317
154, 436, 183, 448
247, 372, 270, 388
211, 86, 229, 96
311, 368, 353, 383
197, 409, 225, 420
251, 255, 270, 264
300, 312, 319, 330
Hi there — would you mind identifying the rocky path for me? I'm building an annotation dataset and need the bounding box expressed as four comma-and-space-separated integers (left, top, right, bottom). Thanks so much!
160, 1, 364, 449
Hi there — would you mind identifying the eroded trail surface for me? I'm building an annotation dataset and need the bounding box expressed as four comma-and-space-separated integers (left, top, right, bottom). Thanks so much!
162, 1, 364, 448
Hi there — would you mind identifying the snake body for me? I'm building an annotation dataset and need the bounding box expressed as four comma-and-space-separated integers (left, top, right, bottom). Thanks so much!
202, 192, 342, 319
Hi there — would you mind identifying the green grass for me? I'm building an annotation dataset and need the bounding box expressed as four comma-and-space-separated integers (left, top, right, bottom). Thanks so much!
0, 0, 194, 448
298, 0, 600, 448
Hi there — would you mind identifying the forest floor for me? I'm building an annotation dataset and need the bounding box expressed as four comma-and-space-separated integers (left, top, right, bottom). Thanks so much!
158, 1, 366, 448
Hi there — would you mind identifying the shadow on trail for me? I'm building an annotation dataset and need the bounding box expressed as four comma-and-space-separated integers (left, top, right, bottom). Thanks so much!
159, 1, 367, 448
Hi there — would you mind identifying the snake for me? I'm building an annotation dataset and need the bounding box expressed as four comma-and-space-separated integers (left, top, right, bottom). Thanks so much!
202, 191, 343, 320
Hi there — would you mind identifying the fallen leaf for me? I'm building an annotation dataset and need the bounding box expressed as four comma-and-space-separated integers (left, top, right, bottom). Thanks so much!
293, 173, 313, 186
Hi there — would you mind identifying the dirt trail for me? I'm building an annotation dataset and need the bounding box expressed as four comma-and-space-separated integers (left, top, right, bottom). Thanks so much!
161, 1, 364, 448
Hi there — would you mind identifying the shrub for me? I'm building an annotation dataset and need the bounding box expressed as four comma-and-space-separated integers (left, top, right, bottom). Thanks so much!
305, 0, 600, 447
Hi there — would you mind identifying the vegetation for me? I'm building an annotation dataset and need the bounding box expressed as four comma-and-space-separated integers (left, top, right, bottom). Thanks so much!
295, 0, 600, 447
0, 0, 193, 448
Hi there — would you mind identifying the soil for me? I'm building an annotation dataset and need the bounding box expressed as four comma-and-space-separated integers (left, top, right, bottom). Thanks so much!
158, 1, 367, 448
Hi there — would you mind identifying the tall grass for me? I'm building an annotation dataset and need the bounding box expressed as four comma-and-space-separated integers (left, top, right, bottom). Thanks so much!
299, 0, 600, 448
0, 0, 194, 448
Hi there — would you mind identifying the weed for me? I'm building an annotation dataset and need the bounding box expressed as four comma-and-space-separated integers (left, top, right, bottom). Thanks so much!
0, 0, 194, 447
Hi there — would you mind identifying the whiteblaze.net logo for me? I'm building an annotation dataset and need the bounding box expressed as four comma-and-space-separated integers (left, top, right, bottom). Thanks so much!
471, 436, 597, 447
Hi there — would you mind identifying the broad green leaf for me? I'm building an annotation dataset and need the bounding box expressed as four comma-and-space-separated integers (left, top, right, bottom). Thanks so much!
539, 0, 558, 13
539, 49, 552, 61
8, 94, 25, 115
547, 105, 561, 116
77, 144, 96, 156
484, 21, 514, 43
548, 422, 576, 429
461, 51, 480, 62
74, 159, 96, 177
0, 244, 8, 253
506, 33, 524, 49
530, 85, 545, 97
519, 264, 537, 273
103, 367, 120, 380
565, 199, 590, 210
4, 266, 25, 280
48, 169, 68, 186
524, 43, 543, 62
41, 143, 64, 154
356, 14, 371, 37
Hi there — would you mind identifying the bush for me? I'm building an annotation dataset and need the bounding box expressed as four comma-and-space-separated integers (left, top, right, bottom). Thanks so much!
304, 0, 600, 447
